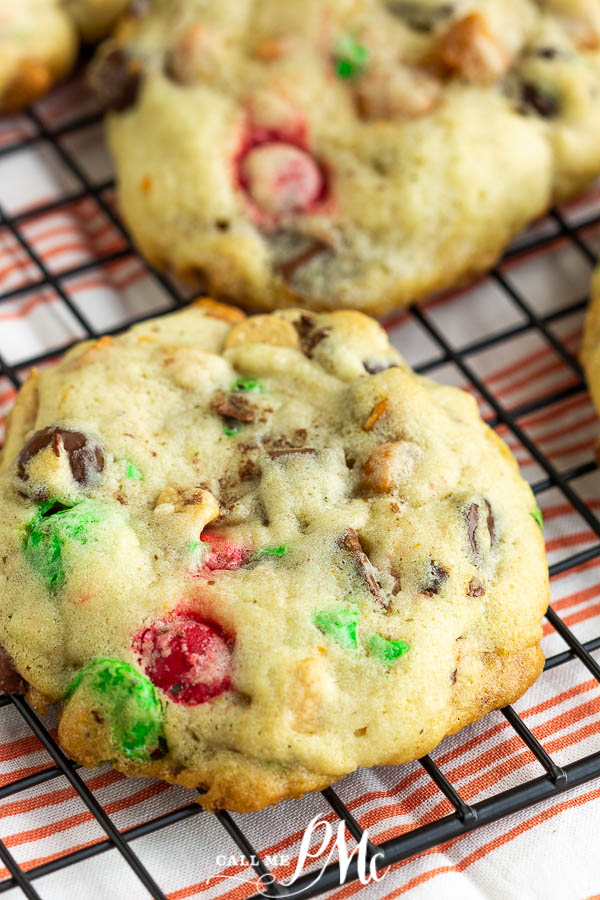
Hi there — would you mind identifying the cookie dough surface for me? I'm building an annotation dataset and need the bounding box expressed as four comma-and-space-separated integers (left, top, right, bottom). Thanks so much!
0, 302, 549, 811
91, 0, 600, 314
0, 0, 129, 112
582, 267, 600, 429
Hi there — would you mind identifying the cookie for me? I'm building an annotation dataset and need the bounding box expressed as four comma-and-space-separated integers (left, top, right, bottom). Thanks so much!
581, 266, 600, 440
89, 0, 600, 315
0, 302, 549, 812
0, 0, 129, 113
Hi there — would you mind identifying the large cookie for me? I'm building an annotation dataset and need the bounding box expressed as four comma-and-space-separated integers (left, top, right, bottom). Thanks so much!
90, 0, 600, 315
0, 301, 548, 811
0, 0, 129, 113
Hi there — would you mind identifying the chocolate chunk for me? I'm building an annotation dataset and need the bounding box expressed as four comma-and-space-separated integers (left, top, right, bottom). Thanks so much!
520, 82, 559, 118
268, 447, 318, 459
90, 48, 143, 112
465, 499, 496, 563
363, 360, 399, 375
211, 391, 256, 423
387, 1, 454, 32
484, 499, 495, 545
0, 647, 26, 694
338, 528, 389, 610
293, 314, 332, 358
423, 561, 450, 596
17, 426, 104, 486
466, 502, 479, 557
450, 668, 458, 684
467, 576, 486, 597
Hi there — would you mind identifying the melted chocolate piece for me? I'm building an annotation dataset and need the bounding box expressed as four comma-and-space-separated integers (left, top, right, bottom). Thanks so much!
387, 1, 454, 32
211, 391, 256, 423
363, 360, 399, 375
520, 82, 560, 118
338, 528, 389, 610
467, 576, 486, 597
91, 48, 143, 112
423, 562, 450, 596
0, 647, 26, 694
17, 426, 104, 485
278, 241, 329, 283
293, 314, 332, 358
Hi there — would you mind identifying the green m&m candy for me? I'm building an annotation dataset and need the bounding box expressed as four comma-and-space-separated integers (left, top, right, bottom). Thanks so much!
366, 633, 410, 666
314, 608, 359, 649
66, 659, 165, 762
24, 499, 105, 592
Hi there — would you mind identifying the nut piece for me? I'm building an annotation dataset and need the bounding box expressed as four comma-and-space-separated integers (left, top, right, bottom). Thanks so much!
436, 13, 511, 83
225, 315, 301, 350
356, 64, 441, 120
361, 441, 420, 493
167, 25, 226, 84
292, 654, 333, 733
154, 485, 220, 541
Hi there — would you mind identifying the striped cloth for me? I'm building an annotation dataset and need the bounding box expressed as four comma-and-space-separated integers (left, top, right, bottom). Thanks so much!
0, 73, 600, 900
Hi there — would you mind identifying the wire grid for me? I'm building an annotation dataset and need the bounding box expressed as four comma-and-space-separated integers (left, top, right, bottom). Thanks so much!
0, 91, 600, 900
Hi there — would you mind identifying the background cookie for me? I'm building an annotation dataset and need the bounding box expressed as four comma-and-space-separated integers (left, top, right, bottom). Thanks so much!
581, 266, 600, 449
0, 0, 129, 113
0, 302, 549, 811
90, 0, 600, 315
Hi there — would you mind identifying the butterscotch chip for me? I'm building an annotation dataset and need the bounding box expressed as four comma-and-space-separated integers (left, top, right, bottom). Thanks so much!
0, 305, 548, 813
193, 298, 246, 323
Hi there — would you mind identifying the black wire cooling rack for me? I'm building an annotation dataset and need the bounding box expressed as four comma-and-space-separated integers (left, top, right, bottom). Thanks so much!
1, 95, 600, 900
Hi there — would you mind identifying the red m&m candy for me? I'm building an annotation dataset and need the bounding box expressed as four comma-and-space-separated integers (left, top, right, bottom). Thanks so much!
134, 613, 233, 705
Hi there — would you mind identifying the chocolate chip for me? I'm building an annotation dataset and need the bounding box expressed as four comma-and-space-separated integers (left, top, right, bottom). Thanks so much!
92, 710, 104, 725
0, 647, 26, 694
467, 576, 486, 597
450, 668, 458, 684
90, 48, 143, 112
387, 1, 454, 32
215, 220, 230, 231
363, 360, 399, 375
211, 391, 256, 423
520, 82, 559, 118
422, 561, 449, 596
17, 426, 104, 486
533, 47, 559, 59
267, 447, 318, 459
338, 528, 389, 610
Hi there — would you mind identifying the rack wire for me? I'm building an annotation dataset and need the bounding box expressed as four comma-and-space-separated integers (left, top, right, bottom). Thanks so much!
0, 90, 600, 900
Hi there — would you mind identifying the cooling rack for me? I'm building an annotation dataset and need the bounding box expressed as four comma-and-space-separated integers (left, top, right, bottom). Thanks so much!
0, 80, 600, 900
